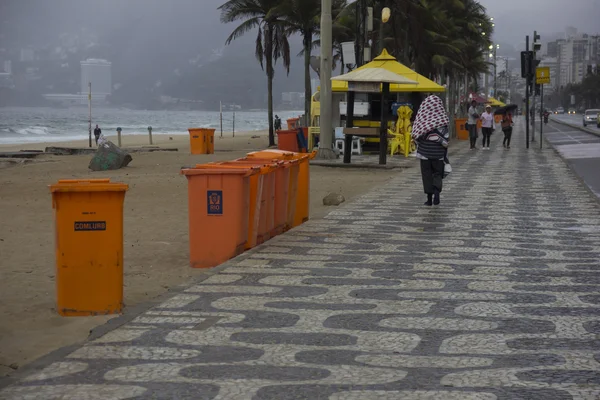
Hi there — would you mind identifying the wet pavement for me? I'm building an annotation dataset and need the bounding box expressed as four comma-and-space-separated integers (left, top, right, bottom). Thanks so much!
2, 117, 600, 399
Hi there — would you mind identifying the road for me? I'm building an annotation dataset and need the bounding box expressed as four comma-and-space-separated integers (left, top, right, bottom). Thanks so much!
541, 118, 600, 198
552, 113, 600, 133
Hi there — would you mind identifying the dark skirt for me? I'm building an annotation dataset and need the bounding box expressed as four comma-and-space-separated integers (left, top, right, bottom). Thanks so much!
420, 159, 444, 194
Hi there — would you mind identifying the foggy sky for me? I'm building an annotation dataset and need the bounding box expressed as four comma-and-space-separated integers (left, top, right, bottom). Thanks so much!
479, 0, 600, 45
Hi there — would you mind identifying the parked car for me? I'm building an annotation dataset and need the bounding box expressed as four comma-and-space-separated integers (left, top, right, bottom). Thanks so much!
583, 109, 600, 127
568, 108, 576, 114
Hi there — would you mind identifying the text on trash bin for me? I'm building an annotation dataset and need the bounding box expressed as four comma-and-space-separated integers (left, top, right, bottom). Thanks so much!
74, 221, 107, 231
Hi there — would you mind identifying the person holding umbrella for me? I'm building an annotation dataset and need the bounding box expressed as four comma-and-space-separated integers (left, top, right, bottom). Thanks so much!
494, 104, 518, 149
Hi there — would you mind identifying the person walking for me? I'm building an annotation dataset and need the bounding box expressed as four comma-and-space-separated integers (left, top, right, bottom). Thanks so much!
93, 124, 102, 145
480, 105, 494, 150
274, 115, 282, 131
467, 100, 479, 149
411, 95, 450, 207
501, 111, 514, 149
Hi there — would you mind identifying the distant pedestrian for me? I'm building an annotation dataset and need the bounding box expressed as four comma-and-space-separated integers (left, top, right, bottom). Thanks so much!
274, 115, 282, 131
94, 124, 102, 145
501, 111, 513, 149
467, 100, 479, 150
480, 105, 494, 150
411, 95, 450, 207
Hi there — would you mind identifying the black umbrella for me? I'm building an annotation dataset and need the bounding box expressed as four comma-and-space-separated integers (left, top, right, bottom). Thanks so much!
494, 104, 518, 115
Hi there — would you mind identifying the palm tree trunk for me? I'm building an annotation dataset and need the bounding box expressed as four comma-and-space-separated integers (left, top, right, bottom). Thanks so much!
266, 27, 275, 147
304, 32, 312, 126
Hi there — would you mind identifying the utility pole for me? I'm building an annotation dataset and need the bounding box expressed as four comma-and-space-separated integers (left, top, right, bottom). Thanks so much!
531, 31, 541, 143
88, 82, 92, 148
525, 35, 530, 148
317, 0, 335, 159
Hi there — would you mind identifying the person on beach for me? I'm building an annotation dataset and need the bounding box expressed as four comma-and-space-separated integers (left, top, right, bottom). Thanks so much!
480, 105, 494, 150
467, 100, 479, 150
94, 124, 102, 145
411, 95, 450, 207
274, 115, 282, 131
501, 111, 513, 149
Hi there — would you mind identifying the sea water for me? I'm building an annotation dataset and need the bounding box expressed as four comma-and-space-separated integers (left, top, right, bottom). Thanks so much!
0, 107, 302, 144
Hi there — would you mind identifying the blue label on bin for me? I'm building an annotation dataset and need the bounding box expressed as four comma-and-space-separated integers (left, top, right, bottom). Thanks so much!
74, 221, 106, 231
207, 190, 223, 215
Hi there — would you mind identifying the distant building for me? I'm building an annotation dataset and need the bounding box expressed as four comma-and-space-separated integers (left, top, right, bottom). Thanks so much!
546, 34, 600, 88
80, 59, 112, 97
20, 49, 34, 62
3, 60, 11, 74
281, 91, 304, 109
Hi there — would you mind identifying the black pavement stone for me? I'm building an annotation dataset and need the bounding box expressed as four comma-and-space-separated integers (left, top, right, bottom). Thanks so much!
264, 301, 376, 311
180, 365, 330, 381
231, 332, 357, 346
301, 278, 404, 286
507, 338, 600, 351
491, 388, 574, 400
253, 385, 343, 400
517, 370, 600, 385
491, 354, 565, 369
294, 350, 361, 366
580, 295, 600, 305
511, 307, 600, 317
583, 321, 600, 334
513, 285, 600, 293
219, 311, 300, 328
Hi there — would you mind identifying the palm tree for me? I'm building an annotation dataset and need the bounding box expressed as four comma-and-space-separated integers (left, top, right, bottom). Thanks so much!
276, 0, 321, 125
276, 0, 347, 125
219, 0, 291, 147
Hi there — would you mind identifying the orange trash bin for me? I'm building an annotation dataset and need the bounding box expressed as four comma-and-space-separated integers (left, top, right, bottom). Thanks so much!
235, 159, 288, 236
246, 149, 313, 227
194, 162, 272, 249
231, 158, 283, 244
181, 168, 257, 268
188, 128, 215, 155
287, 117, 300, 130
277, 129, 300, 152
49, 179, 128, 316
454, 118, 469, 140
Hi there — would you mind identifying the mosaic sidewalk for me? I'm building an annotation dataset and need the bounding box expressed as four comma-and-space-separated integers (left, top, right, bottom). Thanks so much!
2, 119, 600, 399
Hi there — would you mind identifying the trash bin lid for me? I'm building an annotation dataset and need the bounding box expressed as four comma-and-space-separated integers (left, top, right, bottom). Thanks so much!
181, 167, 259, 177
49, 179, 128, 193
247, 150, 310, 161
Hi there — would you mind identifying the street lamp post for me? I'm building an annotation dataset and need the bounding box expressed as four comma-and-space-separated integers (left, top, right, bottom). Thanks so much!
317, 0, 335, 159
489, 44, 499, 97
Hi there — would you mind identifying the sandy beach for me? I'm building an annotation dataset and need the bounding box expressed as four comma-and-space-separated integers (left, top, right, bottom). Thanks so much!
0, 130, 398, 377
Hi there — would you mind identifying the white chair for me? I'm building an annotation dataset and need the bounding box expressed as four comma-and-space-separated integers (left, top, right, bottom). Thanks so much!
335, 137, 363, 155
351, 138, 363, 155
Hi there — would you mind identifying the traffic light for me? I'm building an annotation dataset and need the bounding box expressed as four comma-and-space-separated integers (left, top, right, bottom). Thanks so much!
521, 51, 532, 78
532, 58, 541, 77
535, 83, 541, 96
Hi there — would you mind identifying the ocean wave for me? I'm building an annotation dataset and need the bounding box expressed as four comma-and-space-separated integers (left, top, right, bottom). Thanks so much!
16, 126, 52, 136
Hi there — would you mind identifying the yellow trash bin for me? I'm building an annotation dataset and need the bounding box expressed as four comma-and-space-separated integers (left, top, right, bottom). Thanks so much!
49, 179, 128, 316
188, 128, 216, 155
